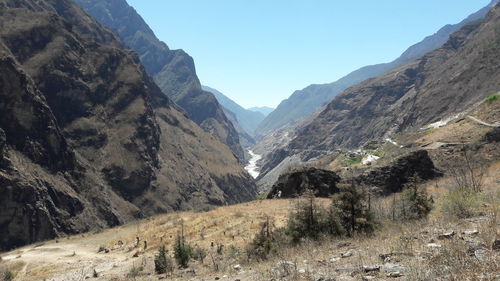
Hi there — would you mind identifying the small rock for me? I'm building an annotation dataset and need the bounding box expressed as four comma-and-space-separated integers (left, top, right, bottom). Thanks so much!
329, 257, 340, 263
387, 271, 403, 278
337, 241, 352, 248
362, 276, 376, 280
492, 239, 500, 250
462, 229, 479, 236
382, 263, 407, 273
363, 265, 380, 272
298, 269, 306, 274
426, 243, 442, 248
215, 278, 220, 280
438, 231, 455, 239
341, 249, 354, 258
233, 264, 241, 271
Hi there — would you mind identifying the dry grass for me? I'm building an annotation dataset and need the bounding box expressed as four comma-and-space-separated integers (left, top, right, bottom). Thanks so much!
0, 162, 498, 280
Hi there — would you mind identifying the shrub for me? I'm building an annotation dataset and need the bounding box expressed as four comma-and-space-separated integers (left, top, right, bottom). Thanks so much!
392, 177, 434, 220
154, 246, 174, 274
126, 265, 144, 278
2, 271, 14, 281
192, 247, 207, 264
332, 182, 377, 235
442, 188, 480, 219
174, 233, 192, 268
246, 218, 286, 261
485, 93, 499, 103
286, 191, 327, 243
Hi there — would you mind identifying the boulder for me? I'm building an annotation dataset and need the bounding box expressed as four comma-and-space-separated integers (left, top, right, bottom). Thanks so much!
267, 167, 341, 199
358, 150, 442, 193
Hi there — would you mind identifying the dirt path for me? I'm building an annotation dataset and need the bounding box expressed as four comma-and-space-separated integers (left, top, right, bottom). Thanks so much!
467, 115, 500, 127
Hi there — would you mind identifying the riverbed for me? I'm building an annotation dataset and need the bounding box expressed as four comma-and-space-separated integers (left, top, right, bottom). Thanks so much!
244, 150, 262, 178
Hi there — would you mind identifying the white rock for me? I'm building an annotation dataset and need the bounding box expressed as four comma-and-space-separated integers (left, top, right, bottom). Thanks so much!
426, 243, 442, 248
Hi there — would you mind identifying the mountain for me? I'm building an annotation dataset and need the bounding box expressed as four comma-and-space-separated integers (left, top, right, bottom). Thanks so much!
202, 85, 265, 138
73, 0, 245, 164
248, 106, 274, 117
0, 0, 256, 251
263, 3, 500, 174
255, 0, 499, 137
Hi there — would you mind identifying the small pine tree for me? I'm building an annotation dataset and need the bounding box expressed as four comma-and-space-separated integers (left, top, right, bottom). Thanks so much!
286, 190, 325, 243
332, 180, 376, 236
173, 224, 192, 268
154, 246, 173, 274
393, 176, 433, 220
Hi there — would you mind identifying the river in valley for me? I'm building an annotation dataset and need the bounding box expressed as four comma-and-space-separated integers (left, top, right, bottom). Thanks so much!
244, 150, 262, 178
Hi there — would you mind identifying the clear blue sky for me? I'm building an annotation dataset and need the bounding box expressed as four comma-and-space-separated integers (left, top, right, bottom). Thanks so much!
127, 0, 490, 108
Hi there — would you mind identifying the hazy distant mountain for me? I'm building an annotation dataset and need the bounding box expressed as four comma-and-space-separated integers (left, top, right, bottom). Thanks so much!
74, 0, 246, 163
248, 107, 274, 117
255, 0, 499, 137
202, 86, 265, 137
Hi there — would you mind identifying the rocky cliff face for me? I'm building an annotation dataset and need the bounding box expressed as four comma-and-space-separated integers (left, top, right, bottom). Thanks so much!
268, 4, 500, 170
0, 0, 256, 251
73, 0, 246, 164
255, 0, 499, 138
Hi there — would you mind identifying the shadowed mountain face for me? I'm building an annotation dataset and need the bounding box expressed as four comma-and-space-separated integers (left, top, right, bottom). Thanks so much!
202, 85, 265, 139
275, 4, 500, 165
255, 0, 499, 137
0, 0, 256, 251
73, 0, 245, 164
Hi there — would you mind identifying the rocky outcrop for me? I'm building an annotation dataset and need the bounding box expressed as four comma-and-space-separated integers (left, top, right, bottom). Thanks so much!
357, 150, 442, 194
73, 0, 246, 164
0, 0, 256, 251
267, 167, 341, 199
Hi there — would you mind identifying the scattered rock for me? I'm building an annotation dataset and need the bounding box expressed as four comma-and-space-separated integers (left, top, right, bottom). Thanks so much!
363, 265, 380, 272
362, 276, 376, 281
298, 269, 306, 274
426, 243, 442, 248
330, 257, 341, 263
462, 229, 479, 236
337, 241, 352, 248
492, 239, 500, 250
387, 271, 404, 278
233, 264, 241, 271
341, 249, 354, 258
438, 231, 455, 239
382, 263, 407, 273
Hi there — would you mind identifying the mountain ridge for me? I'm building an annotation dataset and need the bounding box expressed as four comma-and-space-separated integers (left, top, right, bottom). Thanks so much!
255, 0, 499, 137
74, 0, 246, 164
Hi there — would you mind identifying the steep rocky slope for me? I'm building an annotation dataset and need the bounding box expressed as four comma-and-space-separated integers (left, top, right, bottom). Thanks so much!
262, 3, 500, 175
202, 85, 265, 138
255, 0, 499, 137
0, 0, 256, 251
73, 0, 245, 163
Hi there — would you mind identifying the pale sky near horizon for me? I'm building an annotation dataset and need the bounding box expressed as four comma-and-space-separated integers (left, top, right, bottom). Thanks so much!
126, 0, 490, 108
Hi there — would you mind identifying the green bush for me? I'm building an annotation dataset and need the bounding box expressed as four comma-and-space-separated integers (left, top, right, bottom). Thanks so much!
246, 220, 287, 261
126, 265, 144, 278
286, 194, 327, 243
485, 93, 499, 103
392, 179, 434, 220
174, 233, 192, 268
192, 247, 207, 263
332, 183, 377, 235
442, 188, 480, 219
2, 271, 14, 281
154, 246, 174, 274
